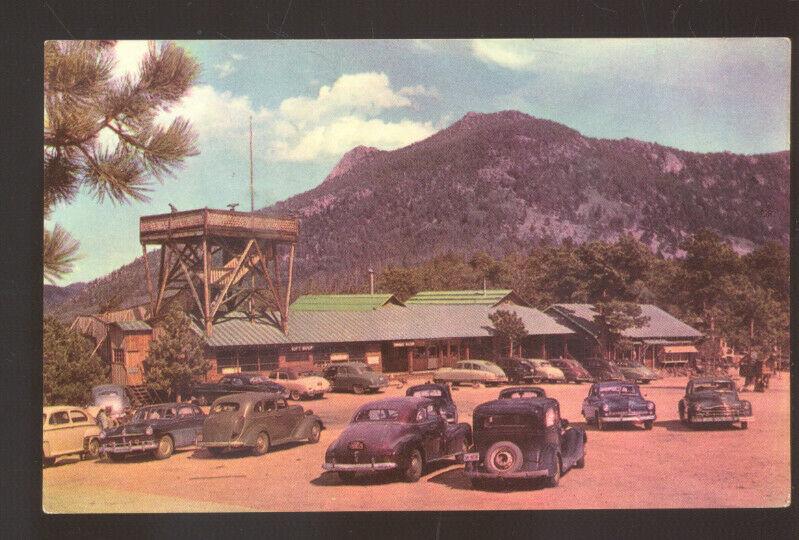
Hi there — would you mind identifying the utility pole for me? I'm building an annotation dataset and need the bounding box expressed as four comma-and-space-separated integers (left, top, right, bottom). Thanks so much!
368, 267, 375, 295
248, 116, 254, 319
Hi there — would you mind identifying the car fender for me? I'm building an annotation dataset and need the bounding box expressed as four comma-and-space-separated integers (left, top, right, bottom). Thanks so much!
541, 443, 561, 475
43, 441, 51, 458
394, 434, 424, 463
291, 414, 324, 440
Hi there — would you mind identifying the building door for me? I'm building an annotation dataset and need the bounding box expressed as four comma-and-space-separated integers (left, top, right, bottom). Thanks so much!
111, 348, 127, 385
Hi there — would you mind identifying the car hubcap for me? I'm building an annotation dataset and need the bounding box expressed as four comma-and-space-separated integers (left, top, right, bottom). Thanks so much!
256, 436, 266, 452
492, 449, 514, 471
312, 425, 320, 440
160, 438, 171, 454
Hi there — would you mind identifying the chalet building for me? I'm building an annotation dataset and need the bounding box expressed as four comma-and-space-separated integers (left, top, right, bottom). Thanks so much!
544, 303, 704, 368
204, 290, 576, 378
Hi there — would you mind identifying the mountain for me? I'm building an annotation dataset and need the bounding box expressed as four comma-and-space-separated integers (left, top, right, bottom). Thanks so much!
272, 110, 788, 284
46, 110, 789, 320
43, 282, 87, 312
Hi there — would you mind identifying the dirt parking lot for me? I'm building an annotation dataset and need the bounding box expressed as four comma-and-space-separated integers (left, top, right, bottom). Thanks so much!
43, 373, 791, 512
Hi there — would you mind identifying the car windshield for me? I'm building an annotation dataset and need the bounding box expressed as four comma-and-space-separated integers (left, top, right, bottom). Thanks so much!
411, 388, 443, 398
211, 402, 240, 413
693, 381, 735, 393
598, 385, 639, 396
247, 376, 265, 384
503, 390, 543, 398
354, 408, 400, 422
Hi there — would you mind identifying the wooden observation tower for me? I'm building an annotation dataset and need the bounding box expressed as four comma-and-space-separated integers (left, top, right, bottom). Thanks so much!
139, 208, 299, 335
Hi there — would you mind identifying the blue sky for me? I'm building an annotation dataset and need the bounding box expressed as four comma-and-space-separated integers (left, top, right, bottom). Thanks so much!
48, 38, 790, 284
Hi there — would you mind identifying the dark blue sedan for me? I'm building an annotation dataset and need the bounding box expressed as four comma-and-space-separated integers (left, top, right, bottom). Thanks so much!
581, 381, 656, 430
100, 403, 206, 460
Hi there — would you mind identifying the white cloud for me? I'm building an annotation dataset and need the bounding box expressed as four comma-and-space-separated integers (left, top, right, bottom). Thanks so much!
160, 72, 436, 162
214, 61, 236, 78
277, 116, 434, 162
278, 72, 411, 125
229, 52, 245, 61
398, 84, 440, 99
471, 40, 538, 70
111, 40, 151, 79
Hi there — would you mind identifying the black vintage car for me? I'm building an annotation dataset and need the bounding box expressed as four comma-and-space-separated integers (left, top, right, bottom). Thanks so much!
100, 403, 206, 461
580, 358, 624, 381
199, 392, 323, 456
463, 397, 586, 488
550, 358, 593, 384
494, 357, 536, 384
406, 383, 458, 423
323, 396, 472, 483
678, 377, 752, 429
322, 362, 389, 394
191, 373, 288, 405
499, 386, 547, 399
581, 381, 656, 430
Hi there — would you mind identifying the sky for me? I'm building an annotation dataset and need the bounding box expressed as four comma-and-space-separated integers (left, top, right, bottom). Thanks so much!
48, 38, 791, 285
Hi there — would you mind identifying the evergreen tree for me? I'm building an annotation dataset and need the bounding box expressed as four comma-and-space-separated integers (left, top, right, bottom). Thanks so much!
44, 40, 199, 282
489, 309, 528, 356
144, 305, 208, 400
593, 301, 650, 360
43, 317, 107, 405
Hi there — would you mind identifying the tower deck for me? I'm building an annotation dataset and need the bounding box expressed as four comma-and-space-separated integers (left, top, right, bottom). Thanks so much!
140, 208, 298, 244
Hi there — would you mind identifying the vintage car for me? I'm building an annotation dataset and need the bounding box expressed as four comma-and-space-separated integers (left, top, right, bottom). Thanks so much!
499, 386, 547, 399
405, 383, 458, 423
43, 406, 101, 466
266, 369, 330, 400
191, 373, 288, 405
89, 384, 131, 419
615, 360, 660, 384
581, 381, 656, 430
525, 359, 567, 383
494, 357, 537, 384
100, 402, 206, 461
580, 357, 624, 381
199, 392, 323, 455
463, 396, 586, 488
322, 362, 389, 394
323, 396, 472, 483
678, 377, 752, 429
550, 358, 593, 384
432, 360, 508, 386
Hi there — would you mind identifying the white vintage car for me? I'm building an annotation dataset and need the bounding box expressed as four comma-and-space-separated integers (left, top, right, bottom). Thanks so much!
433, 360, 508, 386
43, 405, 101, 466
267, 369, 331, 400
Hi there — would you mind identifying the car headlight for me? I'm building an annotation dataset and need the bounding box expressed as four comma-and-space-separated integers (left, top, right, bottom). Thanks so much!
647, 402, 655, 411
145, 426, 153, 436
602, 404, 610, 412
99, 431, 106, 439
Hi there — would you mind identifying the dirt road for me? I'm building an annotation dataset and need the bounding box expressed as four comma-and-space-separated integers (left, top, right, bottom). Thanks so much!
43, 373, 790, 512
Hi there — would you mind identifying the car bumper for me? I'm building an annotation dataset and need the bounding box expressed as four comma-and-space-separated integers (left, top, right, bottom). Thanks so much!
323, 462, 397, 472
303, 390, 326, 397
600, 414, 656, 422
690, 415, 752, 423
198, 440, 246, 448
464, 467, 549, 479
101, 441, 158, 454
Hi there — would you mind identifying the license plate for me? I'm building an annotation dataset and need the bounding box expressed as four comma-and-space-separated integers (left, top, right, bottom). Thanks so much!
463, 452, 480, 462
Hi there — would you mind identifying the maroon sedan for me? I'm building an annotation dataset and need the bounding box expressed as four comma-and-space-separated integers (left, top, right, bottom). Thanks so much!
322, 396, 472, 483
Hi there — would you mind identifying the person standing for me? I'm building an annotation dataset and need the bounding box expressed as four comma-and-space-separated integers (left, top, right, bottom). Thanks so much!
96, 405, 114, 431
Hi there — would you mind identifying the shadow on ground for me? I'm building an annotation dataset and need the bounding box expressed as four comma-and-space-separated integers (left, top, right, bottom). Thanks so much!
656, 419, 747, 432
187, 441, 307, 460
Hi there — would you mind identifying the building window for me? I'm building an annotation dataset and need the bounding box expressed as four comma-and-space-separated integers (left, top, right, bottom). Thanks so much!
216, 347, 279, 373
112, 348, 125, 364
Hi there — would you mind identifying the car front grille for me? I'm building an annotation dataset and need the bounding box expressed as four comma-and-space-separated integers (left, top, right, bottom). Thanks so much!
702, 405, 739, 417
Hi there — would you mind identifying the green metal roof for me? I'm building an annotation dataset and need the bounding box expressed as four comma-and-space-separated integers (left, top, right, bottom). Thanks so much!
290, 294, 401, 311
405, 289, 521, 306
205, 304, 573, 348
546, 304, 703, 340
112, 320, 152, 332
